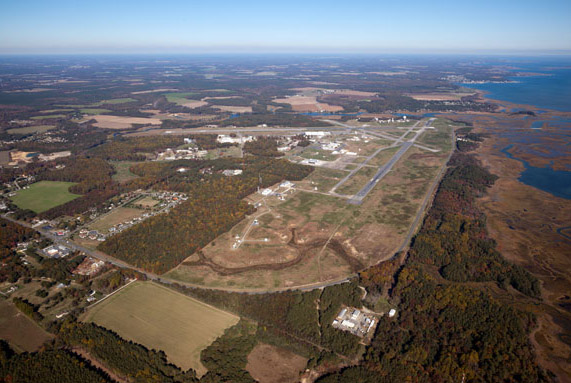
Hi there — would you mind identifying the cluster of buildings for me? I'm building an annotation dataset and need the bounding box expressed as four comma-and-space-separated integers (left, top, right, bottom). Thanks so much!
222, 169, 243, 176
258, 180, 295, 200
373, 115, 407, 124
216, 134, 254, 144
42, 244, 71, 259
156, 147, 208, 161
332, 307, 377, 338
80, 191, 187, 241
73, 256, 105, 276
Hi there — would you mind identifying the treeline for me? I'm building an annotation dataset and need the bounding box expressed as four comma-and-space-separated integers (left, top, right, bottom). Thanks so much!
9, 121, 108, 154
408, 152, 540, 297
99, 157, 313, 273
243, 136, 283, 157
200, 320, 257, 383
88, 136, 185, 161
220, 113, 330, 127
12, 297, 43, 322
358, 94, 423, 112
0, 341, 111, 383
0, 218, 35, 259
0, 218, 37, 283
56, 321, 199, 383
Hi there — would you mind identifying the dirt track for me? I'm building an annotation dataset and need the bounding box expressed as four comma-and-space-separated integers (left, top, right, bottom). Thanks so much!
182, 229, 364, 275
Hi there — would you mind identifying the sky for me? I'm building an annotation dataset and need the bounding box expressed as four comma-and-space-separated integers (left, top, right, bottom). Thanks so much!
1, 0, 570, 54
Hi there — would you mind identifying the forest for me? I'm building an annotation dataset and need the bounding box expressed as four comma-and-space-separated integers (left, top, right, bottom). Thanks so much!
408, 152, 540, 297
56, 321, 199, 383
316, 263, 548, 383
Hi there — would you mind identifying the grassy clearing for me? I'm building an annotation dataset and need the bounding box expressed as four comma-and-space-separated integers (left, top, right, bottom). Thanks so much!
80, 108, 112, 115
7, 125, 55, 135
11, 181, 80, 213
300, 148, 338, 161
301, 167, 346, 191
336, 166, 377, 195
83, 281, 239, 375
165, 92, 198, 105
30, 114, 67, 120
111, 161, 140, 183
368, 146, 399, 167
93, 98, 137, 106
418, 120, 453, 151
88, 207, 144, 232
0, 300, 53, 352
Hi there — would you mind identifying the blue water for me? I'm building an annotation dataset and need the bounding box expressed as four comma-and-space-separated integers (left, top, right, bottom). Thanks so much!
501, 145, 571, 200
461, 59, 571, 112
461, 58, 571, 199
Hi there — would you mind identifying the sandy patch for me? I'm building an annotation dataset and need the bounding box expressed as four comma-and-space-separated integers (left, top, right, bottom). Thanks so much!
246, 343, 308, 383
179, 100, 208, 109
91, 115, 162, 130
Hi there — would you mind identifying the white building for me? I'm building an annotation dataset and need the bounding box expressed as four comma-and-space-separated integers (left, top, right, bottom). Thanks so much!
305, 131, 331, 137
222, 169, 243, 176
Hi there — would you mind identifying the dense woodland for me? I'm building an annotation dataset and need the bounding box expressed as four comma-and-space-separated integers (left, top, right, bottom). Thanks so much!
408, 152, 540, 297
243, 136, 283, 157
0, 341, 111, 383
88, 136, 186, 161
56, 321, 198, 383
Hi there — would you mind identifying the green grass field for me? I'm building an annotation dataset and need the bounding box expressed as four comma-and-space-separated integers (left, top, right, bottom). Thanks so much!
83, 282, 239, 375
164, 92, 199, 106
7, 125, 55, 135
30, 114, 67, 120
80, 108, 112, 115
93, 98, 137, 105
11, 181, 80, 213
111, 161, 140, 183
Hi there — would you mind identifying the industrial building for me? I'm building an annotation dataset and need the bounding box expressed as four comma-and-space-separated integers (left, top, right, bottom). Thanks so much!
332, 306, 377, 338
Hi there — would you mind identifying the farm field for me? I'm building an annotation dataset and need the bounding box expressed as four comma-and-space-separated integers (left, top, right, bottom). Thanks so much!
11, 181, 80, 213
82, 281, 239, 375
0, 300, 53, 352
7, 125, 55, 135
91, 114, 162, 130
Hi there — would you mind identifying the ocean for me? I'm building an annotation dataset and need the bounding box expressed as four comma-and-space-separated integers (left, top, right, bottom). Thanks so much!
461, 57, 571, 112
462, 57, 571, 199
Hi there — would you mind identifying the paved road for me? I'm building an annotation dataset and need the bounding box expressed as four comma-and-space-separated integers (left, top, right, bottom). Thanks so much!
348, 141, 413, 204
345, 118, 435, 204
